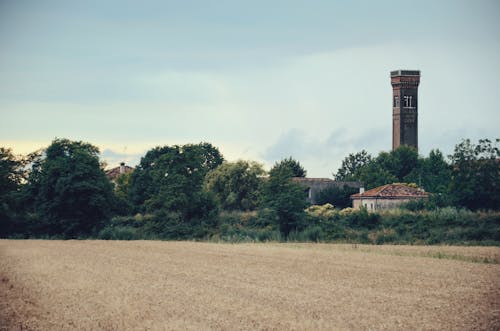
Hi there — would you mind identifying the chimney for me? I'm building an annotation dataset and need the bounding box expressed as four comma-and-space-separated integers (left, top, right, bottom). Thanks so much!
120, 162, 125, 174
359, 187, 365, 195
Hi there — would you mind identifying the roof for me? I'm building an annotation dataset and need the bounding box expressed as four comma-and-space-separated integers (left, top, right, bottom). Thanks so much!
351, 183, 429, 199
292, 177, 334, 183
105, 164, 134, 180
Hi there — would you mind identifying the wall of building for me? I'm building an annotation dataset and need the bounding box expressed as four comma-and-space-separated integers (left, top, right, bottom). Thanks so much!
353, 197, 421, 211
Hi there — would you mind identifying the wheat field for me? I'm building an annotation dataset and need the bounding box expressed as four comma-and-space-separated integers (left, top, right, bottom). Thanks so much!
1, 240, 499, 330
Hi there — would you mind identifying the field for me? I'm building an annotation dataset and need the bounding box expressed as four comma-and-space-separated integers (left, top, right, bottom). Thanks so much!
1, 241, 499, 330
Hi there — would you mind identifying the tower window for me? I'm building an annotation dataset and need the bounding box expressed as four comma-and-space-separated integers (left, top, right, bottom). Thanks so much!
404, 95, 413, 108
394, 96, 399, 107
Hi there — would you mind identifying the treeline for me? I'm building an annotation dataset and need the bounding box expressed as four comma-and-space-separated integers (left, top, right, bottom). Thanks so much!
333, 140, 499, 211
0, 138, 499, 244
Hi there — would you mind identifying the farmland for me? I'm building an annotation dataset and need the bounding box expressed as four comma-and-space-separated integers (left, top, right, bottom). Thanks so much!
1, 240, 499, 330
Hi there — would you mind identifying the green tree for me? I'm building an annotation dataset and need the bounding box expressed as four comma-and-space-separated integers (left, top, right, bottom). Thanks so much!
355, 162, 398, 190
334, 150, 372, 181
336, 146, 419, 189
129, 143, 223, 219
378, 146, 418, 180
270, 157, 307, 178
204, 160, 265, 211
27, 139, 115, 237
315, 185, 359, 209
0, 148, 29, 235
405, 149, 452, 194
449, 138, 499, 210
113, 171, 134, 215
261, 167, 307, 237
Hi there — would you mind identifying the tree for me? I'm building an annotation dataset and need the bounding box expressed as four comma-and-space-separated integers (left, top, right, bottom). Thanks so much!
261, 167, 307, 237
448, 138, 499, 210
27, 139, 115, 237
270, 157, 307, 178
335, 146, 419, 189
129, 143, 224, 219
379, 146, 418, 181
315, 185, 359, 209
334, 150, 372, 181
204, 160, 265, 211
0, 148, 28, 235
0, 148, 24, 197
405, 149, 451, 194
113, 171, 134, 215
354, 162, 398, 190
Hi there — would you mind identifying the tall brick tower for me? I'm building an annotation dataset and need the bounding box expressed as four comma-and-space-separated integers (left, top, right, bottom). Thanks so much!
391, 70, 420, 150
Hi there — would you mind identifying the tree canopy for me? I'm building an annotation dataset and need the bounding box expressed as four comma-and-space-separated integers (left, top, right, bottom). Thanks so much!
269, 157, 307, 178
261, 166, 307, 236
26, 139, 115, 237
448, 138, 499, 210
334, 150, 372, 181
204, 160, 265, 211
129, 143, 223, 219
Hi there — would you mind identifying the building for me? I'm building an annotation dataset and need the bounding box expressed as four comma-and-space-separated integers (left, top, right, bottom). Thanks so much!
292, 178, 361, 205
391, 70, 420, 151
351, 183, 429, 211
105, 162, 134, 182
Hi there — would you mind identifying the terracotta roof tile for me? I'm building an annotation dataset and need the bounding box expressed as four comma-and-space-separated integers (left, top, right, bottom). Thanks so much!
351, 183, 429, 198
105, 165, 134, 180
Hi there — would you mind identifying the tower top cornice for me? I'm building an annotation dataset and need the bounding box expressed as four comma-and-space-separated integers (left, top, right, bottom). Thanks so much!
391, 70, 420, 86
390, 70, 420, 77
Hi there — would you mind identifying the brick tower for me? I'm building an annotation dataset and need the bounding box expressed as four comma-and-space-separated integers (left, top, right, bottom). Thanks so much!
391, 70, 420, 150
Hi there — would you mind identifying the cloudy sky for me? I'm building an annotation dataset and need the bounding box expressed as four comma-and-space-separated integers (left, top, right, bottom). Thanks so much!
1, 0, 499, 177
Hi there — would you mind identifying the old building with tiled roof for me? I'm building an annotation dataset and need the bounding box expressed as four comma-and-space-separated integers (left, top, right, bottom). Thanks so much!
105, 162, 134, 181
351, 183, 429, 211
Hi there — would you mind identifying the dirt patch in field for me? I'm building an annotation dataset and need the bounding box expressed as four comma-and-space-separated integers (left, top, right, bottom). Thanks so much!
1, 240, 499, 330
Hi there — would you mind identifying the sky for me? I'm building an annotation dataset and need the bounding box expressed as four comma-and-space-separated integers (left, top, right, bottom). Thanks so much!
1, 0, 499, 177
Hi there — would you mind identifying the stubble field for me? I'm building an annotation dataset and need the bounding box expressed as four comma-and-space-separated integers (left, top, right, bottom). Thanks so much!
1, 240, 499, 330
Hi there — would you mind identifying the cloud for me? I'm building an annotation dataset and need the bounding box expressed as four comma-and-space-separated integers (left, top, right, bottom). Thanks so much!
100, 149, 143, 168
262, 127, 391, 177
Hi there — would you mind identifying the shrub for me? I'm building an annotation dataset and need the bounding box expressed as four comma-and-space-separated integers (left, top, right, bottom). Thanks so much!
305, 204, 336, 219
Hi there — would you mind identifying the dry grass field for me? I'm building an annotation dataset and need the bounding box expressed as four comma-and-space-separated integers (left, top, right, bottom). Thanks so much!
1, 240, 499, 330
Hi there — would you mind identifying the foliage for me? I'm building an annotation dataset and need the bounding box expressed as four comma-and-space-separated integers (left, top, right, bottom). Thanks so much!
129, 143, 223, 218
113, 171, 134, 215
261, 166, 308, 237
25, 139, 115, 238
204, 160, 265, 211
315, 185, 359, 209
335, 146, 450, 191
305, 204, 336, 219
0, 147, 26, 223
448, 138, 499, 210
269, 157, 307, 178
405, 149, 451, 194
334, 150, 372, 181
2, 136, 499, 242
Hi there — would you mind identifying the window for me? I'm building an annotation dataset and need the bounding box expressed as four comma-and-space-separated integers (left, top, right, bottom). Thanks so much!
394, 96, 399, 107
404, 95, 413, 108
370, 203, 373, 210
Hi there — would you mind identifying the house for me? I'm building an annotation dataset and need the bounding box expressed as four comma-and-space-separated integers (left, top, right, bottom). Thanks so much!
350, 183, 429, 211
292, 177, 362, 205
105, 162, 134, 182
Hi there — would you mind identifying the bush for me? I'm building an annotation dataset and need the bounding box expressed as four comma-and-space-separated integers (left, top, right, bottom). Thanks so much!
98, 226, 139, 240
305, 204, 336, 219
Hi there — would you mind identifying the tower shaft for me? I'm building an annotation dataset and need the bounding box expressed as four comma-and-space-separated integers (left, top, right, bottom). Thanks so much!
391, 70, 420, 151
